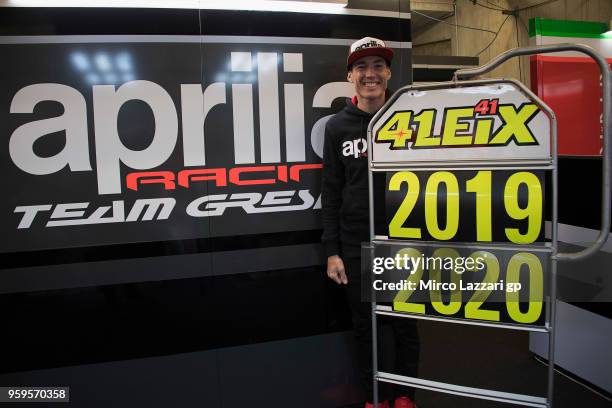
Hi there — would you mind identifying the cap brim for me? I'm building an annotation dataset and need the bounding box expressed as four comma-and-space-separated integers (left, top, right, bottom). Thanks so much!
347, 47, 394, 69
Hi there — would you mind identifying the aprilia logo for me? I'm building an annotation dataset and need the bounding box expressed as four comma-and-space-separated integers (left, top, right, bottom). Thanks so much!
342, 138, 367, 158
355, 40, 381, 51
8, 52, 353, 195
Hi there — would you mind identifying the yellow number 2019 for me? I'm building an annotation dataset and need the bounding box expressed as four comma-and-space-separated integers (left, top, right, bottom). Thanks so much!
389, 170, 542, 244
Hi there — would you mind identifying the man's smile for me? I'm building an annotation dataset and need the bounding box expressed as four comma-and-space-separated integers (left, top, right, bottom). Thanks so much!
363, 81, 381, 88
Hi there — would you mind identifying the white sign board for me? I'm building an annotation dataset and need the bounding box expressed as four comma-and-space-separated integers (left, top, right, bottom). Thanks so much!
370, 82, 551, 165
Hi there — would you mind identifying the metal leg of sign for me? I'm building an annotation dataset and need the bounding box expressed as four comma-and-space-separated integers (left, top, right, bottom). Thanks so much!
546, 196, 557, 408
366, 243, 380, 407
547, 101, 559, 408
368, 115, 378, 408
547, 262, 557, 408
372, 295, 379, 406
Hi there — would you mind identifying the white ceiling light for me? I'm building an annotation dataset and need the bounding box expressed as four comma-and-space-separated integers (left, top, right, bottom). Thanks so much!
116, 53, 132, 72
71, 52, 89, 71
1, 0, 348, 9
95, 53, 112, 71
2, 0, 198, 7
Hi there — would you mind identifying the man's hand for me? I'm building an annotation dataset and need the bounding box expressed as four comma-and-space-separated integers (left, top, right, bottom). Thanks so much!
327, 255, 348, 285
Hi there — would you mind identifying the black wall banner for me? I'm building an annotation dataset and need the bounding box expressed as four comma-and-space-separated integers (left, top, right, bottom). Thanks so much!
0, 7, 412, 302
1, 38, 411, 254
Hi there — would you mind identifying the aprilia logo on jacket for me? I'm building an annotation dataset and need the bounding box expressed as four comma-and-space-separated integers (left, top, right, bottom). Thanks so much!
342, 138, 367, 158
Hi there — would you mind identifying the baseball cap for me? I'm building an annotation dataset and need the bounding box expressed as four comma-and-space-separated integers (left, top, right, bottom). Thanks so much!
347, 37, 394, 70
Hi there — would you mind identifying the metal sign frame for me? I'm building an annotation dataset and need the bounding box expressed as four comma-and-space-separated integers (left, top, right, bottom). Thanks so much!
366, 44, 612, 408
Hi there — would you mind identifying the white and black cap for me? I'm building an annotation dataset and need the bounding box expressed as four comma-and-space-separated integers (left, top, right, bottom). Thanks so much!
347, 37, 394, 70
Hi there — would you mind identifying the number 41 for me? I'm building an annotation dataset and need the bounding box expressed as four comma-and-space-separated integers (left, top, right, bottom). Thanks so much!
474, 99, 499, 115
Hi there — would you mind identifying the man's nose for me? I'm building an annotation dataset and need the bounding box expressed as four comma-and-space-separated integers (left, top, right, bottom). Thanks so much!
364, 66, 376, 77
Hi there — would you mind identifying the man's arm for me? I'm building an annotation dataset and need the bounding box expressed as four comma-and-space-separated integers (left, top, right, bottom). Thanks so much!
321, 124, 348, 284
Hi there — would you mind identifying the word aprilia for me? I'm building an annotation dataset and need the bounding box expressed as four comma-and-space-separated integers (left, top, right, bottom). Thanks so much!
8, 52, 348, 195
375, 102, 539, 149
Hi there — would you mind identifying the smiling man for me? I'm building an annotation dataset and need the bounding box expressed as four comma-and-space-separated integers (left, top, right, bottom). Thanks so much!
321, 37, 420, 408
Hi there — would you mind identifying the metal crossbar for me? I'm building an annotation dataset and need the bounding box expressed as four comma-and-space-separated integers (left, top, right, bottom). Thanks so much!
377, 372, 548, 408
375, 305, 550, 333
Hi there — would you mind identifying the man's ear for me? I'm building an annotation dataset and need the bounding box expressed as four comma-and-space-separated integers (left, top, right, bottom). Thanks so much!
386, 67, 392, 81
347, 70, 353, 83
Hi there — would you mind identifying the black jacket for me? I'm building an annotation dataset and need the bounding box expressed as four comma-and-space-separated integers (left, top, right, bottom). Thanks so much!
321, 98, 373, 257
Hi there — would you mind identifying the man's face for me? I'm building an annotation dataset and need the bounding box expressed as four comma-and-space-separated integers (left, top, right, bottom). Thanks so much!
347, 55, 391, 101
